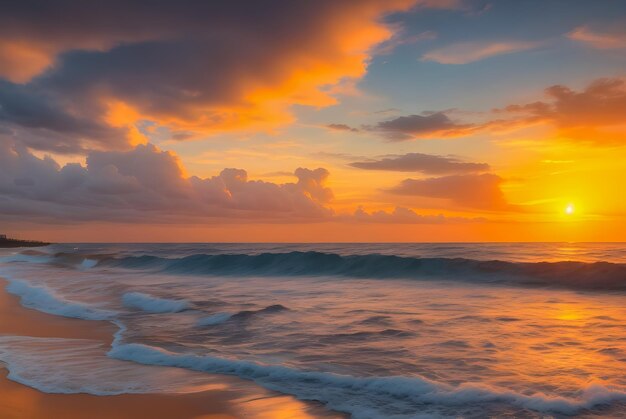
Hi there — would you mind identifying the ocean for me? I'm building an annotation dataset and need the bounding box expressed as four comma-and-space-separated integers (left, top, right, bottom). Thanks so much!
1, 242, 625, 418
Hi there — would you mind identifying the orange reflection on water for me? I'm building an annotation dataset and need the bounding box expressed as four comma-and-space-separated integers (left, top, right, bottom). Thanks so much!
235, 394, 337, 419
481, 296, 626, 395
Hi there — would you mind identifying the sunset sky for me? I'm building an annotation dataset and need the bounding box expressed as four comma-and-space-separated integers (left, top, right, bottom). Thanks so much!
1, 0, 625, 242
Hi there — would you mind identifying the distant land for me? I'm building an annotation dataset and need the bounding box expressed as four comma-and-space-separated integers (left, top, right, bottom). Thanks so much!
0, 236, 50, 248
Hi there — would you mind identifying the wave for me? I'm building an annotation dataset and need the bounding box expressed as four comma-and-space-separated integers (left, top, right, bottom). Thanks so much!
196, 304, 288, 326
229, 304, 288, 320
109, 342, 626, 417
196, 312, 232, 326
1, 250, 107, 273
314, 329, 415, 344
4, 278, 115, 321
98, 251, 626, 290
0, 252, 53, 265
79, 258, 99, 270
122, 292, 189, 313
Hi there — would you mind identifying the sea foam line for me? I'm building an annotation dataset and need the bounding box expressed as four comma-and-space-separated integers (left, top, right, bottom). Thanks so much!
108, 342, 626, 417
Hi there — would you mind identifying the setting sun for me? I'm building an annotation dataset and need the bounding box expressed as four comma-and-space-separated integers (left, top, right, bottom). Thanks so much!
565, 204, 575, 215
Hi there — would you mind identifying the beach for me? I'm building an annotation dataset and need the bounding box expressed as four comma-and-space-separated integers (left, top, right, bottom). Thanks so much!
0, 277, 340, 419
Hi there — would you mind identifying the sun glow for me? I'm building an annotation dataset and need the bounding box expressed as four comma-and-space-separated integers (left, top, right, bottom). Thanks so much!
565, 204, 575, 215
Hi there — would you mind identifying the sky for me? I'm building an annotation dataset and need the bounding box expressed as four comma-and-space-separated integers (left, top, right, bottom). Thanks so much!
1, 0, 625, 242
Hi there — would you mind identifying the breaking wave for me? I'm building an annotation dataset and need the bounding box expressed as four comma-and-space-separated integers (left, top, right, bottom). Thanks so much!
98, 251, 626, 290
5, 278, 115, 321
109, 342, 626, 418
122, 292, 189, 313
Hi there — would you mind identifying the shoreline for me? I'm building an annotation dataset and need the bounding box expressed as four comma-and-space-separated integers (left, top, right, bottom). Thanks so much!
0, 277, 341, 419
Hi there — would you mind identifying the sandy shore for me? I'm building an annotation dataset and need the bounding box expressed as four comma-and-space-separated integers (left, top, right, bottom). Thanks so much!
0, 278, 341, 419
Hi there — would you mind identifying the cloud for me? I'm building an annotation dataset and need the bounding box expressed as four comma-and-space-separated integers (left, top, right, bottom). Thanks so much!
347, 206, 484, 223
421, 40, 540, 64
497, 77, 626, 144
350, 153, 490, 173
0, 81, 128, 153
1, 0, 462, 153
0, 138, 485, 225
387, 173, 509, 210
568, 25, 626, 49
0, 139, 335, 223
326, 123, 359, 132
365, 77, 626, 144
370, 112, 475, 140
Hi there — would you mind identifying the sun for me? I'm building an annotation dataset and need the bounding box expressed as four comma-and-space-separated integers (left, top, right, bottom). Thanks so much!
565, 204, 575, 215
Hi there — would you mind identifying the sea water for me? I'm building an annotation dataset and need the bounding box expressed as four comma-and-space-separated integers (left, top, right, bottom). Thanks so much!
0, 242, 625, 418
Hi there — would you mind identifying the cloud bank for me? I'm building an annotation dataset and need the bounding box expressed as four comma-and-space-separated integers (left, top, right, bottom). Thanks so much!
0, 139, 483, 224
0, 139, 334, 223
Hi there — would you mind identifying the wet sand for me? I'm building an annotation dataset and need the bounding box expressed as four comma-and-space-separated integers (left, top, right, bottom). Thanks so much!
0, 278, 340, 419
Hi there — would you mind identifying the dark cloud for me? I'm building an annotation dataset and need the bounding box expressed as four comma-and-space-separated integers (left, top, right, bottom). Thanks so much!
0, 0, 429, 153
388, 173, 508, 210
0, 81, 127, 153
371, 112, 475, 140
350, 153, 489, 174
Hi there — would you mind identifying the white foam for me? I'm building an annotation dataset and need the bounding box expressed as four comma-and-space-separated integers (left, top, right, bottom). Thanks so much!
5, 278, 115, 321
0, 253, 52, 264
0, 335, 226, 395
109, 342, 626, 418
79, 258, 98, 270
122, 292, 189, 313
196, 312, 232, 326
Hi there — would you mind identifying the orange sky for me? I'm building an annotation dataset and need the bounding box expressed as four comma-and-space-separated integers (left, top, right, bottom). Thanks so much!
1, 0, 625, 242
